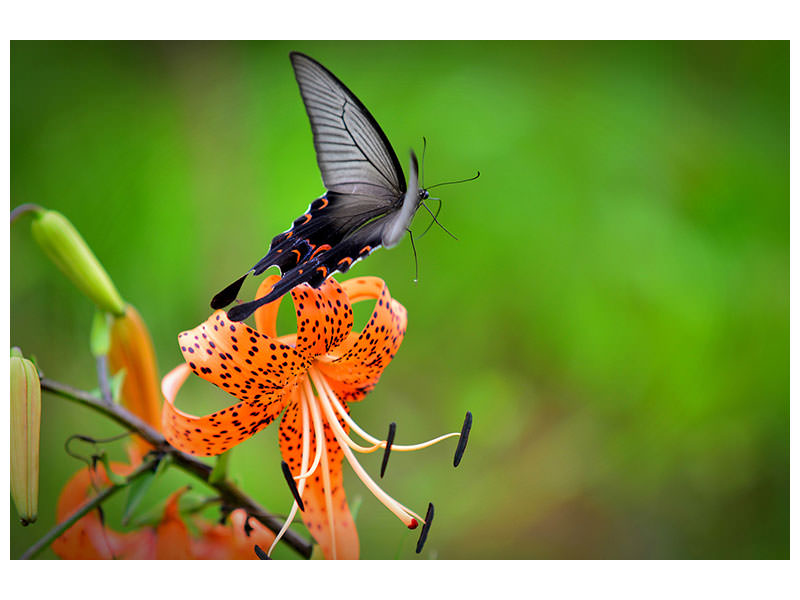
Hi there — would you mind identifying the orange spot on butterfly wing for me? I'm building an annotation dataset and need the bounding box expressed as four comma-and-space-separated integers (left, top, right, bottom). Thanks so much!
310, 244, 332, 259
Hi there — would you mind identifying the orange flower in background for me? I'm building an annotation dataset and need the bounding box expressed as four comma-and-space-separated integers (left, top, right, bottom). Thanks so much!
162, 275, 470, 559
108, 304, 163, 462
52, 462, 275, 560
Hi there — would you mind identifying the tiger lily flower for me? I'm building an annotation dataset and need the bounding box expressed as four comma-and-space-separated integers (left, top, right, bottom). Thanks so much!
52, 462, 275, 560
162, 275, 469, 559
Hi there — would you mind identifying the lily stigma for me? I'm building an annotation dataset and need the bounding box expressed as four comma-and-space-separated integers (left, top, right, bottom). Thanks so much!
162, 275, 471, 559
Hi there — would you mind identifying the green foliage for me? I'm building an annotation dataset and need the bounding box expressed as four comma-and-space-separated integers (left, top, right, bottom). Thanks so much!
10, 41, 788, 559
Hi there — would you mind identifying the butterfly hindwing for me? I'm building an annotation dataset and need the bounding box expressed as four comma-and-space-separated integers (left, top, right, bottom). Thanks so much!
226, 216, 388, 322
252, 191, 394, 276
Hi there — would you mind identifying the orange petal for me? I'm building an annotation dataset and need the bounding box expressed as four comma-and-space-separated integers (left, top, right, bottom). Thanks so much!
179, 310, 308, 394
279, 278, 354, 359
192, 509, 277, 559
254, 274, 282, 338
161, 363, 290, 456
280, 395, 358, 559
52, 463, 156, 560
108, 304, 162, 461
155, 487, 193, 559
316, 277, 407, 401
231, 508, 277, 559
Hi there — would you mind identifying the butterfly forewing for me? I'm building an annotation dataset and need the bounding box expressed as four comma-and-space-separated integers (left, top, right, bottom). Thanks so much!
290, 52, 406, 201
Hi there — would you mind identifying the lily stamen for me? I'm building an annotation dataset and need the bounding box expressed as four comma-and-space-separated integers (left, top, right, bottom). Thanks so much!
310, 368, 424, 530
267, 393, 312, 558
281, 460, 305, 511
380, 422, 396, 478
416, 502, 434, 554
318, 373, 463, 452
291, 377, 324, 480
304, 370, 339, 559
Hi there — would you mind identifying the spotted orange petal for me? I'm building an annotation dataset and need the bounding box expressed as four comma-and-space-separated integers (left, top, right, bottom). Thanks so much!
279, 392, 358, 560
258, 277, 353, 359
179, 310, 308, 393
316, 277, 407, 402
162, 363, 290, 456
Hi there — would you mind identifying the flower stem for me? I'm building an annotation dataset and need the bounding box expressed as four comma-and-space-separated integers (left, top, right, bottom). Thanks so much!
34, 377, 313, 559
10, 203, 43, 223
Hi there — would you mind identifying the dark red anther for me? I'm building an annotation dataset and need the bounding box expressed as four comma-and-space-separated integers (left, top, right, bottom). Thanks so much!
408, 518, 418, 530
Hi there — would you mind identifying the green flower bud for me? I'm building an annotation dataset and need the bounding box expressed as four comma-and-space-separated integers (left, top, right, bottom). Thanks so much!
10, 350, 41, 525
31, 209, 125, 316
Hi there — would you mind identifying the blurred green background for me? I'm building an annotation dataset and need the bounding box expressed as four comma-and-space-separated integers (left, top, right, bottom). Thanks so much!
10, 41, 788, 559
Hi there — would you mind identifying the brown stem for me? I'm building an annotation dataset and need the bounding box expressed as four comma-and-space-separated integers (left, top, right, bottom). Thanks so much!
37, 377, 313, 559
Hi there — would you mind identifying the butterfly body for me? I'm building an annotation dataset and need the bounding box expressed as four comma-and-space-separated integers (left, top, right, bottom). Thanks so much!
214, 52, 433, 322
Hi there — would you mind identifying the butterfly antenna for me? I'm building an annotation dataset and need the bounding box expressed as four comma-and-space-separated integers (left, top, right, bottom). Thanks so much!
407, 228, 419, 283
420, 201, 458, 241
418, 197, 442, 240
420, 137, 428, 188
426, 171, 481, 191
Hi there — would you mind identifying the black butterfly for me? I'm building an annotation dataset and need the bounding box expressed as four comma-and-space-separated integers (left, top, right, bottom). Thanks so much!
213, 52, 432, 322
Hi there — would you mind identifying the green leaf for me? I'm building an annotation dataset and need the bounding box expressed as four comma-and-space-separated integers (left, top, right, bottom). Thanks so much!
122, 469, 156, 525
109, 369, 126, 404
90, 311, 111, 357
178, 492, 210, 515
154, 453, 172, 479
128, 491, 211, 529
208, 450, 231, 485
